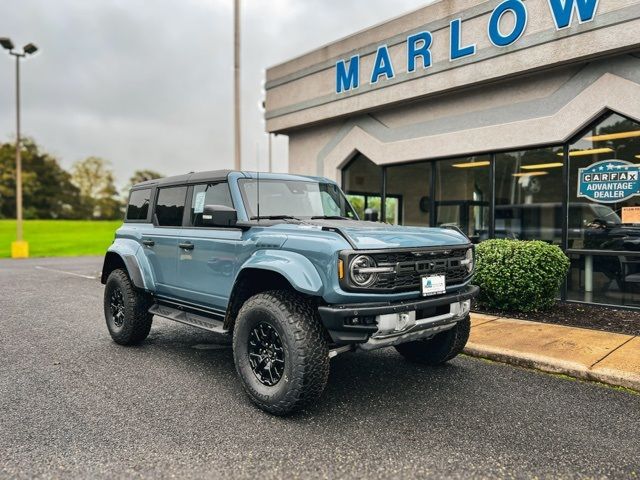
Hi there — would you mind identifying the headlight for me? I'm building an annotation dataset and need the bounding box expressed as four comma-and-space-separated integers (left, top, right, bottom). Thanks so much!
349, 255, 379, 287
461, 248, 474, 274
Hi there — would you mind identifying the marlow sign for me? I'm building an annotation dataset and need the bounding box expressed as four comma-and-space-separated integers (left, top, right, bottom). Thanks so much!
336, 0, 600, 94
578, 160, 640, 203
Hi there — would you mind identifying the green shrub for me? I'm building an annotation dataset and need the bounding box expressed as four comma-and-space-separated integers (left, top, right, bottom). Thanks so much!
474, 239, 570, 312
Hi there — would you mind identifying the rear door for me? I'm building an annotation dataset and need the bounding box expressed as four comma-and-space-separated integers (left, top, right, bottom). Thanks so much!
141, 185, 188, 298
176, 182, 242, 311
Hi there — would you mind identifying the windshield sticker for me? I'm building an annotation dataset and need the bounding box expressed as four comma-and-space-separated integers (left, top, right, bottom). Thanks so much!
577, 159, 640, 203
194, 192, 206, 213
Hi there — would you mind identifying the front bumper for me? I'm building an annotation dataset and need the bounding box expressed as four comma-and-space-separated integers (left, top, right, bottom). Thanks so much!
318, 285, 479, 346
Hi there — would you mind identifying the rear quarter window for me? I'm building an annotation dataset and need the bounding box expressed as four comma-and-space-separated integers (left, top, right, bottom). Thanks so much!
126, 189, 151, 221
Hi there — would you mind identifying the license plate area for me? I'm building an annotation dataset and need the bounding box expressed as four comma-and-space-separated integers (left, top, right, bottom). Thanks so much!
421, 274, 446, 296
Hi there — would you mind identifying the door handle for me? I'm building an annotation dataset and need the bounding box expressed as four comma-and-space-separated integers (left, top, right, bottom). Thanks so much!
179, 242, 195, 250
142, 240, 155, 247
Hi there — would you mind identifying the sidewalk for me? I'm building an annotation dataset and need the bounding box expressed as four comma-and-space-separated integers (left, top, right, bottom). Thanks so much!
465, 313, 640, 392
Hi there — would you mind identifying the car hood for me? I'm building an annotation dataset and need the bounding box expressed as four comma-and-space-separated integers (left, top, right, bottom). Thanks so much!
305, 219, 470, 250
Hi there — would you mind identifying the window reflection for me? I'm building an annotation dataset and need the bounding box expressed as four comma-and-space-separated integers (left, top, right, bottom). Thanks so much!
568, 113, 640, 251
435, 156, 490, 243
495, 147, 564, 244
343, 154, 400, 222
386, 162, 431, 227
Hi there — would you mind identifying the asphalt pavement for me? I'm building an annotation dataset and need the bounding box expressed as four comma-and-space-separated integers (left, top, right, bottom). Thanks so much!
1, 257, 639, 479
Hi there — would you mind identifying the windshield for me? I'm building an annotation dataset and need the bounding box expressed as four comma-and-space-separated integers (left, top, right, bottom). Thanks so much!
591, 205, 622, 224
239, 179, 358, 219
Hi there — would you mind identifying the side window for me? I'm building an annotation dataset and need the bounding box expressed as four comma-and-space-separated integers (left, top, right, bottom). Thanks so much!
190, 183, 233, 227
155, 186, 187, 227
126, 188, 151, 221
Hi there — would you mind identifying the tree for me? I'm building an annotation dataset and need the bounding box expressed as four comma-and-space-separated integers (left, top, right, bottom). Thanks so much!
122, 169, 163, 198
71, 157, 122, 219
0, 138, 84, 219
129, 169, 163, 186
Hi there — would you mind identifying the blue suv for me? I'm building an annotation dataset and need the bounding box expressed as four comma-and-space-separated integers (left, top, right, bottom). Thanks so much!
101, 170, 477, 414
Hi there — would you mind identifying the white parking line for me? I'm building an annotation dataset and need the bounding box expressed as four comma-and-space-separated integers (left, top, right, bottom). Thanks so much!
34, 265, 98, 280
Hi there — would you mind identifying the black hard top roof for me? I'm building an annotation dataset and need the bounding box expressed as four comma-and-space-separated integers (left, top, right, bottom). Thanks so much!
132, 170, 235, 189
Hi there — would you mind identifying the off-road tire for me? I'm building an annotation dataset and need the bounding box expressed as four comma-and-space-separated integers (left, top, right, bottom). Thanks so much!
394, 315, 470, 365
233, 290, 329, 415
104, 268, 153, 345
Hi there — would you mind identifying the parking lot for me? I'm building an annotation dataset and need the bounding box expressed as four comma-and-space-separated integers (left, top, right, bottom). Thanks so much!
1, 256, 639, 479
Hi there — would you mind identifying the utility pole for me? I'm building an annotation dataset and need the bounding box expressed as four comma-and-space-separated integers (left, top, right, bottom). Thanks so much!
268, 133, 272, 173
1, 38, 38, 258
233, 0, 241, 170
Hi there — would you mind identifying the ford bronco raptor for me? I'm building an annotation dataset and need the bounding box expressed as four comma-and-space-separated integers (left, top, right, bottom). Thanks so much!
101, 170, 477, 415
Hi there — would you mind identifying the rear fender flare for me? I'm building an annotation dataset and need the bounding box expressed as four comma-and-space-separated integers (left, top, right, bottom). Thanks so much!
102, 239, 154, 291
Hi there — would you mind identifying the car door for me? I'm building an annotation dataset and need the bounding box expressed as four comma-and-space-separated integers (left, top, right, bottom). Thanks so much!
141, 185, 188, 298
176, 182, 242, 311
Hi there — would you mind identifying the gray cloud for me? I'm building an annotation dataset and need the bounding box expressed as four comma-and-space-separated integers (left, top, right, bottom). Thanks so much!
0, 0, 430, 186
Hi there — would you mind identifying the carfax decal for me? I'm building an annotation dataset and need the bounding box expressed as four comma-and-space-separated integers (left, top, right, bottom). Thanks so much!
577, 160, 640, 203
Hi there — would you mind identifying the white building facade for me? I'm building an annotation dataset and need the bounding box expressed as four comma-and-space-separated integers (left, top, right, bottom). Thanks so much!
265, 0, 640, 308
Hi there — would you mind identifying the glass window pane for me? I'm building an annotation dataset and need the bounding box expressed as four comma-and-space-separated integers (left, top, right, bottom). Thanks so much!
495, 147, 563, 244
190, 183, 233, 227
435, 156, 490, 243
155, 186, 187, 227
568, 113, 640, 250
126, 188, 151, 221
386, 162, 431, 227
342, 154, 382, 221
566, 252, 640, 308
346, 194, 365, 219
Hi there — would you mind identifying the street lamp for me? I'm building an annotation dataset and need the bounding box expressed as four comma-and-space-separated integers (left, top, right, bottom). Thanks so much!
1, 37, 38, 258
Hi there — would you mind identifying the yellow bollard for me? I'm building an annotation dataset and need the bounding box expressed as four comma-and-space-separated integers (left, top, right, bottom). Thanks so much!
11, 240, 29, 258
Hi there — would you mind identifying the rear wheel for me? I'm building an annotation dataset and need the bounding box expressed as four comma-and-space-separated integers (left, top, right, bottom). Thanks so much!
104, 269, 153, 345
233, 290, 329, 415
394, 315, 470, 365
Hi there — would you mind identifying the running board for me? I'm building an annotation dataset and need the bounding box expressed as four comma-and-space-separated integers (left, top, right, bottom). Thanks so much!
149, 303, 229, 335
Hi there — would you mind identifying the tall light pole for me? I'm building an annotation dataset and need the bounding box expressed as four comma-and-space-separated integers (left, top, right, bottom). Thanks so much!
1, 38, 38, 258
233, 0, 241, 170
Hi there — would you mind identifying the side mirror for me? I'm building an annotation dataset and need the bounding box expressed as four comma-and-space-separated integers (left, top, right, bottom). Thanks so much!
202, 205, 237, 227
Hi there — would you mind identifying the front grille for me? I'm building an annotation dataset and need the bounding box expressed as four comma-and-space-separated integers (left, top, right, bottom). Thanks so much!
368, 247, 469, 292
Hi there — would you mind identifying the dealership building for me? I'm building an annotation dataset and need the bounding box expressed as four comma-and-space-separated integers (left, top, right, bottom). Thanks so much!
264, 0, 640, 309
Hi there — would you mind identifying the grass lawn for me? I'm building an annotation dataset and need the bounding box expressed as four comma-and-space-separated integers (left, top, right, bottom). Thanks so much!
0, 220, 122, 258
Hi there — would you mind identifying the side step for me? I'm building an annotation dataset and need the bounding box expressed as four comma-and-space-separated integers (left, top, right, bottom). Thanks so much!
149, 303, 229, 335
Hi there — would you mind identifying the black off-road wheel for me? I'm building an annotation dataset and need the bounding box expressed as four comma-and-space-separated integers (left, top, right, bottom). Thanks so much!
104, 269, 153, 345
233, 290, 329, 416
394, 315, 470, 365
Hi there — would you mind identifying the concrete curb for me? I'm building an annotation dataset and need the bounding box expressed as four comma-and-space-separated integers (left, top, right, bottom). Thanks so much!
464, 342, 640, 392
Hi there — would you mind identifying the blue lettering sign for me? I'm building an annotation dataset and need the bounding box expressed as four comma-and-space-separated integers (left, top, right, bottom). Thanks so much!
578, 160, 640, 203
407, 31, 432, 73
370, 45, 395, 84
336, 55, 360, 94
449, 18, 476, 60
488, 0, 528, 47
332, 0, 601, 93
547, 0, 599, 30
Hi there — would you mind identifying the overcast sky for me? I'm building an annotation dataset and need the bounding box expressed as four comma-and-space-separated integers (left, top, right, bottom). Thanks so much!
1, 0, 431, 186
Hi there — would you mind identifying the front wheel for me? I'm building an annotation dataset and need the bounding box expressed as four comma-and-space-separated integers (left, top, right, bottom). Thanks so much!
233, 290, 329, 415
394, 315, 470, 365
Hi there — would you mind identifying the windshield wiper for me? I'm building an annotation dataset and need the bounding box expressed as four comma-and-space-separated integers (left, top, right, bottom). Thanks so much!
250, 215, 300, 220
310, 215, 350, 220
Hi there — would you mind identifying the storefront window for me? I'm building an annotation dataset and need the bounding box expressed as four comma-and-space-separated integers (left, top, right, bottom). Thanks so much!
342, 154, 397, 222
566, 112, 640, 306
495, 146, 564, 244
386, 162, 431, 226
435, 156, 490, 243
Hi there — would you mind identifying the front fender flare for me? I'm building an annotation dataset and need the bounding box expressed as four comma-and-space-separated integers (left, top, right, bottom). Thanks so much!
238, 250, 323, 296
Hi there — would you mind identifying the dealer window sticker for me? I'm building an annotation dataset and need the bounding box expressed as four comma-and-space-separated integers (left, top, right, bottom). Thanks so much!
193, 192, 206, 214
